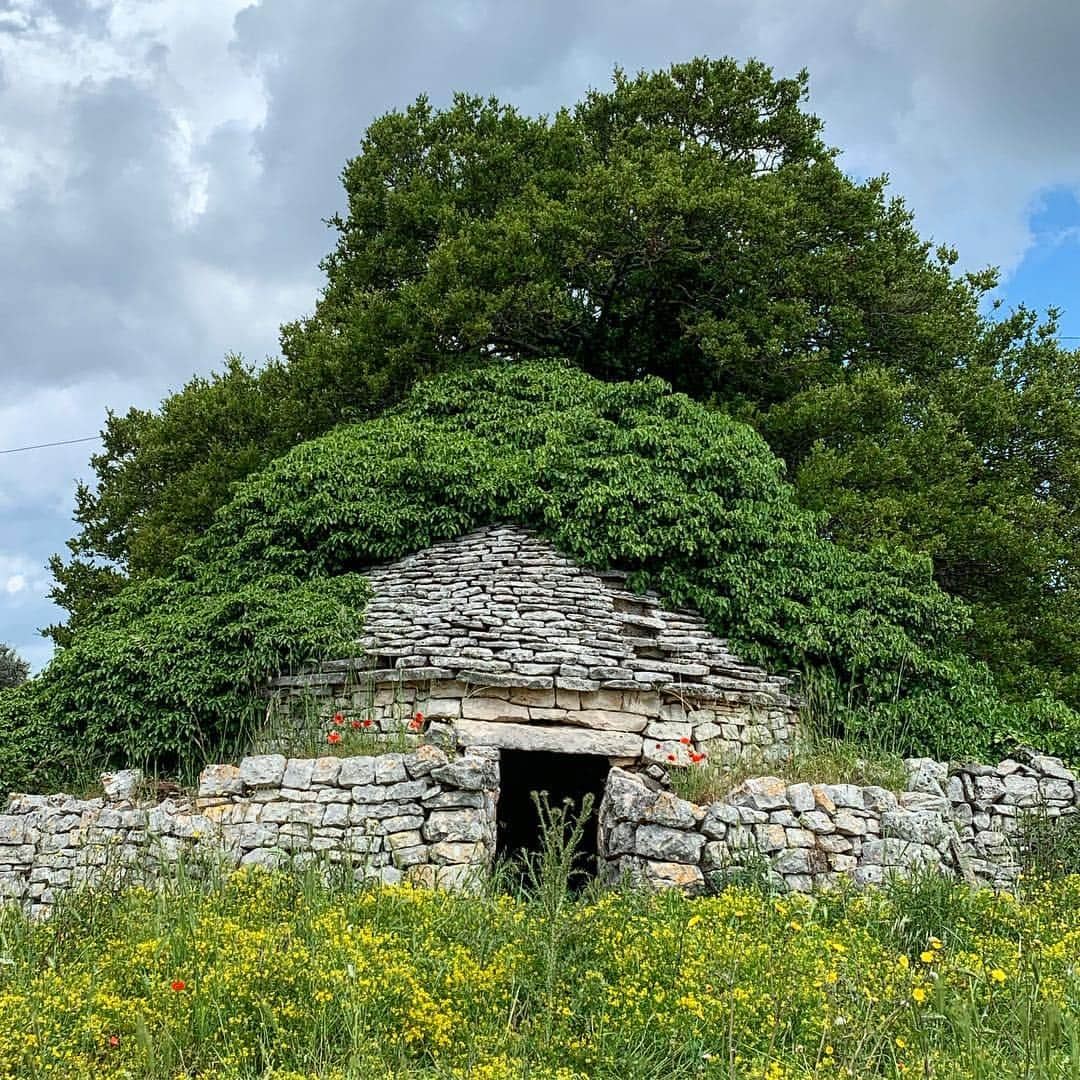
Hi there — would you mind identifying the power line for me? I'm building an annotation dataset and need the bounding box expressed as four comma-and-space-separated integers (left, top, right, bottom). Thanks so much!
0, 435, 101, 456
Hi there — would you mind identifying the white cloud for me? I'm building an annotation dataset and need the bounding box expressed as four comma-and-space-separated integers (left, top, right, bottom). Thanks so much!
0, 555, 47, 602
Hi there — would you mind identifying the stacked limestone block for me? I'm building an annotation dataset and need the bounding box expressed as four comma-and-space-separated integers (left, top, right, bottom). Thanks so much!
0, 747, 499, 919
906, 753, 1080, 886
196, 746, 498, 890
0, 789, 219, 920
268, 524, 798, 765
599, 768, 961, 895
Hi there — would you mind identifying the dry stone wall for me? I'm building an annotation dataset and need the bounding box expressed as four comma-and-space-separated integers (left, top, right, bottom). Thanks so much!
268, 675, 795, 771
920, 752, 1080, 886
5, 744, 1079, 916
0, 746, 498, 919
598, 750, 1080, 894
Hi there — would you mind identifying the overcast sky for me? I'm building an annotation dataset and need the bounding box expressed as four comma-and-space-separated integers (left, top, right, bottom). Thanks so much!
1, 0, 1079, 671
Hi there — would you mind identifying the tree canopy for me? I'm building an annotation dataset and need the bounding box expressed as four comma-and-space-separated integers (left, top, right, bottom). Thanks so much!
47, 56, 1080, 716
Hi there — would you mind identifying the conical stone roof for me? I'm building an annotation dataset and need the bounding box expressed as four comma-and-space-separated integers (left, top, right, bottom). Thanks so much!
304, 523, 794, 710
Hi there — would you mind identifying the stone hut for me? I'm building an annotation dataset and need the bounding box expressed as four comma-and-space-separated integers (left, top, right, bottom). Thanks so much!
269, 523, 798, 869
8, 525, 1080, 912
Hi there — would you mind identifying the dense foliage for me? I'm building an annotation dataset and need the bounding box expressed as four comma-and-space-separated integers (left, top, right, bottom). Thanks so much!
0, 572, 369, 794
2, 865, 1080, 1077
50, 57, 1079, 715
13, 360, 1077, 794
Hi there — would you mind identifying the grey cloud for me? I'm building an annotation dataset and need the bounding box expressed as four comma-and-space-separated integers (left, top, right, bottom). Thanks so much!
2, 0, 1080, 665
0, 75, 201, 387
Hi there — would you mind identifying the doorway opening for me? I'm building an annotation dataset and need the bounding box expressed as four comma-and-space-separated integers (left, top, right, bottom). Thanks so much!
496, 750, 610, 885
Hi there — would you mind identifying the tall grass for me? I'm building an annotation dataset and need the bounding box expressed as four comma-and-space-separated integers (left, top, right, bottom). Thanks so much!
3, 812, 1080, 1077
668, 719, 909, 806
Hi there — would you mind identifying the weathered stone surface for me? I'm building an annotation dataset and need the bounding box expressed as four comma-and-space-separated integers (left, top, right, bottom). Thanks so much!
1026, 754, 1074, 781
567, 709, 648, 733
881, 809, 952, 847
375, 755, 408, 784
455, 719, 642, 757
644, 722, 693, 742
422, 790, 485, 810
833, 811, 868, 837
1001, 775, 1039, 805
905, 757, 948, 795
728, 776, 789, 812
101, 769, 143, 801
358, 779, 431, 803
634, 825, 704, 864
601, 769, 656, 823
642, 739, 693, 768
310, 757, 343, 786
198, 765, 243, 798
430, 840, 486, 864
282, 759, 315, 791
405, 863, 482, 892
385, 830, 424, 852
642, 860, 705, 894
423, 810, 487, 843
756, 824, 787, 852
700, 803, 739, 839
773, 848, 813, 875
1040, 778, 1075, 803
421, 698, 462, 720
239, 755, 287, 789
338, 757, 376, 787
645, 791, 701, 830
787, 783, 815, 813
431, 757, 499, 792
404, 744, 449, 778
461, 698, 531, 722
0, 817, 27, 845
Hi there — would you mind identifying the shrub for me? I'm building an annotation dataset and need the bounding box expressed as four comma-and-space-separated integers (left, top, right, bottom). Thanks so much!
0, 575, 369, 794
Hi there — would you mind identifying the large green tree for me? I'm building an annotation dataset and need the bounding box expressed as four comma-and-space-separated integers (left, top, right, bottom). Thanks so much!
50, 57, 1080, 708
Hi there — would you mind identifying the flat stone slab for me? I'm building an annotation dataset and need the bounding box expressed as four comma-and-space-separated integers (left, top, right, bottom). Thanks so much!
454, 719, 642, 757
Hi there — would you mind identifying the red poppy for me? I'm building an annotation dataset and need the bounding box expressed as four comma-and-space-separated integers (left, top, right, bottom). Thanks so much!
654, 742, 662, 749
667, 754, 676, 763
362, 718, 373, 728
689, 752, 705, 764
108, 1035, 120, 1048
350, 719, 362, 730
170, 980, 186, 992
679, 737, 691, 745
327, 731, 342, 745
332, 712, 345, 726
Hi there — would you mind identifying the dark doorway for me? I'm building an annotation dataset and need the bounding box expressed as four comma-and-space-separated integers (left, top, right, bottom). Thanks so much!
496, 750, 610, 883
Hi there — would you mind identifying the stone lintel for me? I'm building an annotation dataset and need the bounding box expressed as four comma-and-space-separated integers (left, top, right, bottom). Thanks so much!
453, 720, 642, 758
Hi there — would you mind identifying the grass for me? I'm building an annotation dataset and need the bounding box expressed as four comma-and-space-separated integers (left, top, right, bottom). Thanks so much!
668, 728, 909, 806
3, 807, 1080, 1079
1015, 811, 1080, 882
